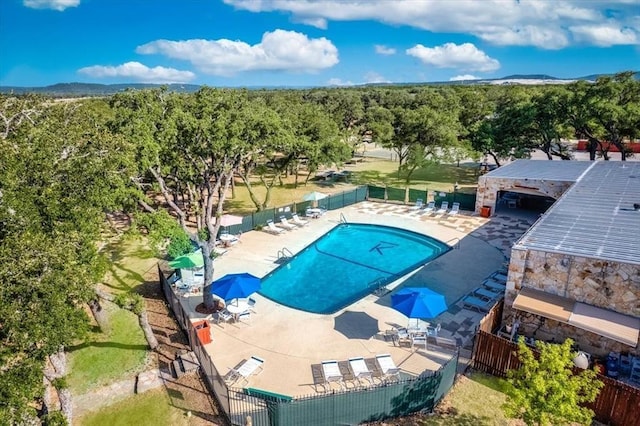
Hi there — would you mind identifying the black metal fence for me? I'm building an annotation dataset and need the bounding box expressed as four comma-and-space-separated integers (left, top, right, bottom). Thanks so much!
159, 266, 459, 426
227, 352, 459, 426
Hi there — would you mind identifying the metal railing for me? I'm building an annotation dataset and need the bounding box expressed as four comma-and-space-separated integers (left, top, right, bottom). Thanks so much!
277, 247, 294, 261
340, 213, 348, 223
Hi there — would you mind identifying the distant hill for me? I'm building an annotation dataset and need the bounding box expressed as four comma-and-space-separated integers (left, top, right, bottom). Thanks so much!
1, 72, 638, 96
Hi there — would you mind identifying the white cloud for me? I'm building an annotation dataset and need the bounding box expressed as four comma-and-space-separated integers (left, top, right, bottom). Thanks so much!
78, 62, 195, 83
363, 71, 391, 84
375, 45, 396, 55
23, 0, 79, 11
407, 43, 500, 72
137, 30, 338, 76
327, 78, 354, 86
450, 74, 480, 81
570, 24, 638, 46
223, 0, 640, 49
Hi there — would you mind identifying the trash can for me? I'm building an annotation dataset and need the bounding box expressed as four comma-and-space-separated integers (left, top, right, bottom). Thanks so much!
192, 320, 211, 345
480, 206, 491, 218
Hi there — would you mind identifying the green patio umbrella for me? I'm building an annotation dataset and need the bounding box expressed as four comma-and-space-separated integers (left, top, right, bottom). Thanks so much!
168, 250, 204, 269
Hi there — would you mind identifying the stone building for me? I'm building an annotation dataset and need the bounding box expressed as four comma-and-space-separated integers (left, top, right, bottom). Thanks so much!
477, 160, 640, 357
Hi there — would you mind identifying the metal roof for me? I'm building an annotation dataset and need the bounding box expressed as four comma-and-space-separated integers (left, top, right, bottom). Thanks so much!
485, 159, 592, 181
516, 161, 640, 265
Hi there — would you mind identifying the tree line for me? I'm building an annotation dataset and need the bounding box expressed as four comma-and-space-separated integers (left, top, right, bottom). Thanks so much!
0, 71, 638, 423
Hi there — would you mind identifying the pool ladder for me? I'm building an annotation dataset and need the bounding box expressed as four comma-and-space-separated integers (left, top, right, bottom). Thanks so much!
277, 247, 294, 262
446, 237, 461, 250
340, 213, 348, 223
369, 276, 389, 297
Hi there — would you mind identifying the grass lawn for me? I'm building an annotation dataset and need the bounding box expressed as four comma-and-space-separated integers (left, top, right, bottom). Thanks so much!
66, 301, 148, 394
67, 239, 159, 394
76, 388, 190, 426
224, 158, 481, 215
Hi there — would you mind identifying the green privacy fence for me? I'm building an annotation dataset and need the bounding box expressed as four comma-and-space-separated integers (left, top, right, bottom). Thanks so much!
217, 185, 476, 239
228, 351, 459, 426
366, 185, 476, 210
432, 190, 477, 211
217, 186, 368, 237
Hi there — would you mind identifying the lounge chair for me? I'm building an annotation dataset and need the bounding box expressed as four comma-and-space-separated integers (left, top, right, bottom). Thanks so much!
483, 279, 506, 293
449, 202, 460, 216
422, 201, 435, 214
375, 354, 401, 382
291, 213, 309, 226
462, 295, 493, 312
264, 220, 285, 234
278, 216, 296, 230
473, 287, 502, 302
224, 356, 265, 386
349, 357, 375, 386
321, 360, 345, 390
436, 201, 449, 214
412, 199, 424, 209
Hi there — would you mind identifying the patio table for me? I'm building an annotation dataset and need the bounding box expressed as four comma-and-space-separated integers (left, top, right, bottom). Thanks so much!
226, 299, 250, 320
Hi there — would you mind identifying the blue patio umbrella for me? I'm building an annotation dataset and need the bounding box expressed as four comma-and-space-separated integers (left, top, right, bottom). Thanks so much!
211, 272, 261, 302
391, 287, 447, 319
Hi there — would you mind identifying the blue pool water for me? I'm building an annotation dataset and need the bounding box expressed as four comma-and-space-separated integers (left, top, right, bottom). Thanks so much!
259, 223, 450, 314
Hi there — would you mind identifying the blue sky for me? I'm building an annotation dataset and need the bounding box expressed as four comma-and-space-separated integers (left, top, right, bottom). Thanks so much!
1, 0, 639, 87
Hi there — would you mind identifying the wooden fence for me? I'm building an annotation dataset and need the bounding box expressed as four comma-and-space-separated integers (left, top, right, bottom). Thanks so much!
471, 331, 640, 426
477, 299, 503, 334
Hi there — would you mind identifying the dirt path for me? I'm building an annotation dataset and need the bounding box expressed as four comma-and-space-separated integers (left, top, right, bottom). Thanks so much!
136, 266, 224, 425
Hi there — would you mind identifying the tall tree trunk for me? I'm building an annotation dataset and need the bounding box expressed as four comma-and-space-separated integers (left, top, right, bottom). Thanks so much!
201, 242, 215, 309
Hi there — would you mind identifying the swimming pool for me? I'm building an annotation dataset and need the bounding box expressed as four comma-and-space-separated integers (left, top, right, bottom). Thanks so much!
259, 223, 450, 314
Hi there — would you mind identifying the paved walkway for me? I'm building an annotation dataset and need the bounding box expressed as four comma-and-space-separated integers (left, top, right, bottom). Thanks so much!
172, 201, 536, 396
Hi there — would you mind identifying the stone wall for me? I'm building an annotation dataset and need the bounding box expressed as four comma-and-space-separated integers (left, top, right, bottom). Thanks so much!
503, 247, 640, 356
475, 176, 573, 215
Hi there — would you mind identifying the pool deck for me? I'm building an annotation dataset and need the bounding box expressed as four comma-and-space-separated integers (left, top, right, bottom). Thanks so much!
174, 201, 536, 397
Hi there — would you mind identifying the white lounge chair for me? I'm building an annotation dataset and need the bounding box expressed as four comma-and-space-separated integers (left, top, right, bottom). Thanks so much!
423, 201, 435, 214
375, 354, 401, 382
291, 213, 309, 226
321, 360, 345, 390
449, 202, 460, 216
264, 220, 285, 234
278, 216, 297, 230
412, 199, 424, 209
436, 201, 449, 215
224, 356, 265, 387
349, 357, 375, 386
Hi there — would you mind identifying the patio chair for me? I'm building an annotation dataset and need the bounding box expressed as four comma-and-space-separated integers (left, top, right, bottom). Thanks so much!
291, 213, 309, 226
426, 323, 441, 338
482, 279, 506, 293
349, 357, 375, 386
411, 332, 428, 350
224, 356, 265, 387
473, 287, 502, 302
412, 199, 424, 209
422, 201, 435, 214
213, 309, 234, 325
278, 216, 297, 230
264, 220, 285, 235
237, 311, 251, 324
436, 201, 449, 215
321, 360, 345, 390
462, 295, 493, 312
449, 202, 460, 216
375, 354, 401, 382
247, 297, 257, 312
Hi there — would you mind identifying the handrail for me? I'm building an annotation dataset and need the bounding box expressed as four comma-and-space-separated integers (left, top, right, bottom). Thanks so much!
445, 237, 461, 250
277, 247, 294, 260
340, 213, 347, 223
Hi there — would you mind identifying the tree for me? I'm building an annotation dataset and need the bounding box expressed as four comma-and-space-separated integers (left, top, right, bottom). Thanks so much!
504, 338, 603, 426
525, 88, 573, 160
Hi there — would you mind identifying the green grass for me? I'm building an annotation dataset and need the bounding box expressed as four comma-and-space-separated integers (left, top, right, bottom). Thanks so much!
77, 388, 190, 426
416, 372, 514, 426
223, 158, 481, 215
67, 301, 148, 394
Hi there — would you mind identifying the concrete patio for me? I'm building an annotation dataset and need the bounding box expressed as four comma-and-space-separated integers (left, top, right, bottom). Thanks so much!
172, 201, 536, 397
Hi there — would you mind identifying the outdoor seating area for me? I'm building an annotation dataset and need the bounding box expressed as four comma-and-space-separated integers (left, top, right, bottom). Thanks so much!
313, 353, 402, 392
223, 356, 265, 387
